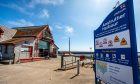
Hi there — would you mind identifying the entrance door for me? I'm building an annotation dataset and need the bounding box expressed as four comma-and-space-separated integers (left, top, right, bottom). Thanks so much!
29, 47, 33, 58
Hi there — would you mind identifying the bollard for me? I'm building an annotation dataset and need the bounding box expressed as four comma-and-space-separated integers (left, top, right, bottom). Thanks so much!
72, 56, 73, 66
77, 60, 80, 75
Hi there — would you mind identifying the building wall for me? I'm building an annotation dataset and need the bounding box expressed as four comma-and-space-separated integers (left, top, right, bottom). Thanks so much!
0, 26, 17, 42
14, 40, 35, 63
50, 44, 54, 53
0, 39, 36, 63
33, 38, 39, 57
0, 40, 58, 63
49, 44, 58, 57
0, 37, 52, 63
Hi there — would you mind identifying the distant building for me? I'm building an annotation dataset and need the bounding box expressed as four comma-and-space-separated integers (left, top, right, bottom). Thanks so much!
0, 25, 58, 63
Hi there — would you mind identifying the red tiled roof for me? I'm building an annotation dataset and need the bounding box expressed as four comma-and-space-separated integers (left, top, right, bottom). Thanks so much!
13, 25, 51, 37
0, 38, 34, 45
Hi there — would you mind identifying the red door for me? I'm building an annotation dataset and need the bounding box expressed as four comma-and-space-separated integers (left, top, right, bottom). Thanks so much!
29, 47, 33, 58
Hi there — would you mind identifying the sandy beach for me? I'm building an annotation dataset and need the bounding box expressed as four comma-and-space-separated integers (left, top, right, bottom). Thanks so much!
0, 56, 94, 84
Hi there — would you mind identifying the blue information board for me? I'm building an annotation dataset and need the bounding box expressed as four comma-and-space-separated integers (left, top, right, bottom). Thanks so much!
94, 1, 139, 84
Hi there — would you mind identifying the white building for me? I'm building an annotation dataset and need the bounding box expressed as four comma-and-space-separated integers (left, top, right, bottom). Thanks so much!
0, 25, 58, 64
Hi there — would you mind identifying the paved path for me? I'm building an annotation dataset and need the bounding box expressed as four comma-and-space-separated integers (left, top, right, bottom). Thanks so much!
0, 57, 94, 84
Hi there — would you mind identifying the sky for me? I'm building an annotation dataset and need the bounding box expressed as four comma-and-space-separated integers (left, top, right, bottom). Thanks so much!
0, 0, 139, 51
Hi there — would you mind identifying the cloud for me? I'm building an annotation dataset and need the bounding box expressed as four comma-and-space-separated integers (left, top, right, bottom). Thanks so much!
29, 0, 64, 8
8, 19, 34, 27
65, 26, 74, 34
39, 9, 49, 18
69, 0, 125, 30
0, 3, 33, 16
55, 24, 63, 29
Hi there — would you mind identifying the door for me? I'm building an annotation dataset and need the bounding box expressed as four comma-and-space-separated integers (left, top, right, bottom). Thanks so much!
29, 47, 33, 58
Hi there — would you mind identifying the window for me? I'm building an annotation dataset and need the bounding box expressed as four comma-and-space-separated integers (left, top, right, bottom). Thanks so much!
4, 45, 8, 54
24, 41, 29, 44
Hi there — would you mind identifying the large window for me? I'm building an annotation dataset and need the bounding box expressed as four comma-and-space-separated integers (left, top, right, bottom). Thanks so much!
4, 45, 8, 54
39, 41, 49, 49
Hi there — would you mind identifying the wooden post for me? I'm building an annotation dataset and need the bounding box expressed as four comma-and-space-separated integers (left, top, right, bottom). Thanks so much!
77, 60, 80, 75
61, 55, 64, 68
72, 56, 73, 66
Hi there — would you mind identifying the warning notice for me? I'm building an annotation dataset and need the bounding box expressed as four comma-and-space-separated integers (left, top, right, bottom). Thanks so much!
95, 30, 130, 49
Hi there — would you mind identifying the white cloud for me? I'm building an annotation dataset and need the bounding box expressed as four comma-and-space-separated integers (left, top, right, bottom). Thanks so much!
8, 19, 34, 27
39, 9, 49, 18
65, 26, 74, 34
0, 3, 33, 16
55, 24, 63, 29
69, 0, 125, 30
29, 0, 64, 8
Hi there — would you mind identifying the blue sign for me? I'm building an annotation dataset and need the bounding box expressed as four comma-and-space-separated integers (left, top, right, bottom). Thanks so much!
39, 41, 49, 49
94, 1, 139, 84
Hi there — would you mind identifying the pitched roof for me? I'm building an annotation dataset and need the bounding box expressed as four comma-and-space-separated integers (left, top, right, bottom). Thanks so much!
0, 38, 33, 45
13, 25, 50, 37
0, 26, 17, 42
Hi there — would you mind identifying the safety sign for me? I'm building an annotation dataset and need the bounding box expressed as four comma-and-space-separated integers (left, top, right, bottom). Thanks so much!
94, 1, 139, 84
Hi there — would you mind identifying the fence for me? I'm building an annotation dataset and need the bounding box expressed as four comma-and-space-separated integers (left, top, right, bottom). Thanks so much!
60, 55, 80, 75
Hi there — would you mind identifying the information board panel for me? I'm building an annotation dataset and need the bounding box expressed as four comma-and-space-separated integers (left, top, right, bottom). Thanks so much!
94, 1, 139, 84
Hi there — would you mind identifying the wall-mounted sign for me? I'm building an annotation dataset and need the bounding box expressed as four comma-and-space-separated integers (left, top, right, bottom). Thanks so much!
94, 1, 139, 84
21, 47, 29, 52
39, 41, 49, 49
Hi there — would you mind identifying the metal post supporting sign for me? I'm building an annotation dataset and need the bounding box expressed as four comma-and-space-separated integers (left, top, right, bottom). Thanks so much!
94, 0, 139, 84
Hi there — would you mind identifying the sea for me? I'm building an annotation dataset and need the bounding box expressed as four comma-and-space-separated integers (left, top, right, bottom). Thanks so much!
73, 54, 93, 57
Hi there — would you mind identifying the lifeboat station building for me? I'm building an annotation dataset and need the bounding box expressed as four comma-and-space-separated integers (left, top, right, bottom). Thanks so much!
0, 25, 58, 64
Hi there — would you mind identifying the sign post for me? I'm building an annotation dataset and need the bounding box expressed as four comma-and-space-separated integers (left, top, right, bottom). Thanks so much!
94, 0, 139, 84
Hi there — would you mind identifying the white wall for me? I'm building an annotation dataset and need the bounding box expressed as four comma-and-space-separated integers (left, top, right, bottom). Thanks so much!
14, 40, 35, 62
33, 39, 39, 57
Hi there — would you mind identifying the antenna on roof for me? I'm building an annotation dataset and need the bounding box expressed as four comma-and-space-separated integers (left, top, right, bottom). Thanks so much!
113, 1, 120, 9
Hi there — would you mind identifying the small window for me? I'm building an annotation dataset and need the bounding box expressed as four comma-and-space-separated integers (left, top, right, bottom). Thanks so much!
24, 41, 29, 44
4, 45, 8, 54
